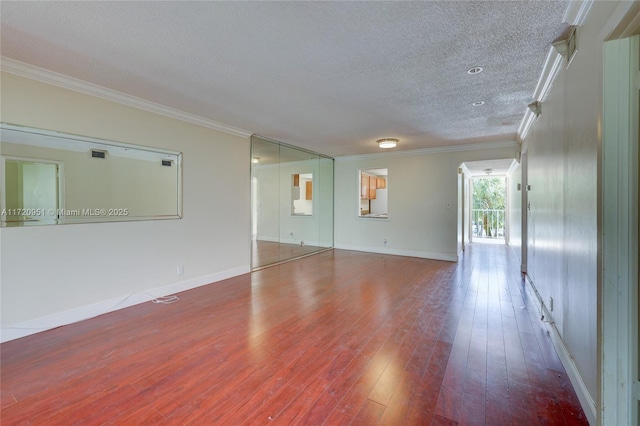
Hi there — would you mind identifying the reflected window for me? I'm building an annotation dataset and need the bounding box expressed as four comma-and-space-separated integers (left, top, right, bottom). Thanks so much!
291, 173, 312, 216
359, 168, 388, 218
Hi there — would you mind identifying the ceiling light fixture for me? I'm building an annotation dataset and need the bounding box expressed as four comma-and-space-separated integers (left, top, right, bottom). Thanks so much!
377, 138, 398, 149
252, 157, 260, 163
472, 101, 485, 106
467, 66, 483, 75
484, 168, 493, 175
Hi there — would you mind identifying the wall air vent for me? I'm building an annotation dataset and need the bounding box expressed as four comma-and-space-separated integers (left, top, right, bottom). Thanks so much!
161, 160, 173, 167
91, 150, 107, 159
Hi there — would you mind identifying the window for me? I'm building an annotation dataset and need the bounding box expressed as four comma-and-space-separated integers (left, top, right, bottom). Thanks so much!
358, 168, 388, 218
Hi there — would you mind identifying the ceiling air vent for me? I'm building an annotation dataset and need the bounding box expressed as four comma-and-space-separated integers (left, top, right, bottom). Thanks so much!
91, 150, 107, 159
161, 160, 173, 167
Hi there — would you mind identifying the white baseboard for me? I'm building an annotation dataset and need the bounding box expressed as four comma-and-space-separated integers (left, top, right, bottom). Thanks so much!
1, 264, 250, 343
523, 275, 596, 425
334, 243, 457, 262
257, 236, 324, 247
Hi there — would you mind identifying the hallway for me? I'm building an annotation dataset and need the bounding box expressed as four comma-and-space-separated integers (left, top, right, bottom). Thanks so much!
0, 244, 586, 424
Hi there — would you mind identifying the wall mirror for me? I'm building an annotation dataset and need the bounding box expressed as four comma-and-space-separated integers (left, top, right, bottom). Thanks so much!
359, 168, 388, 218
1, 123, 182, 226
251, 135, 333, 269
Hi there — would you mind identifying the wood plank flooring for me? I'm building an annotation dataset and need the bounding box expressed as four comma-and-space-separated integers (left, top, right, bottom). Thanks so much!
0, 244, 587, 425
252, 240, 327, 269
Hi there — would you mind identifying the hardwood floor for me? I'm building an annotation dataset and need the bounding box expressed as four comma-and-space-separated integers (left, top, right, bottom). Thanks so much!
0, 244, 587, 425
252, 240, 328, 268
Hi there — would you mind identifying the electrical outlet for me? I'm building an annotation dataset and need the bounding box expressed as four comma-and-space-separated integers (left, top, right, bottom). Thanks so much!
300, 241, 304, 246
176, 265, 184, 276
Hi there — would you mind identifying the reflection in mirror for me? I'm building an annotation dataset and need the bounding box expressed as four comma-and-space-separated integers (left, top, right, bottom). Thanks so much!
359, 168, 388, 218
2, 158, 63, 224
291, 173, 312, 216
251, 135, 333, 269
1, 123, 182, 226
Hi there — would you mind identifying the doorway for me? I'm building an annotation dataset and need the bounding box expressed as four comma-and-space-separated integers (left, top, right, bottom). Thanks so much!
470, 176, 506, 244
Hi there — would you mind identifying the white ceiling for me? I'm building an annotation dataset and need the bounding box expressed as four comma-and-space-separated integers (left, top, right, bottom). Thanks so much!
0, 1, 569, 157
463, 158, 517, 176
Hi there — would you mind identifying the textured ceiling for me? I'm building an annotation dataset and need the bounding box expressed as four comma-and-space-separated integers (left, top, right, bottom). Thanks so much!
0, 1, 568, 157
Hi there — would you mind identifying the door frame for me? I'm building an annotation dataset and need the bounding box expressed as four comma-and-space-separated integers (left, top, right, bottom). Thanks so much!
601, 33, 639, 426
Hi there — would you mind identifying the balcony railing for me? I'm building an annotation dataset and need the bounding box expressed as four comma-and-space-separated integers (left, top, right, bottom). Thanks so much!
472, 209, 505, 239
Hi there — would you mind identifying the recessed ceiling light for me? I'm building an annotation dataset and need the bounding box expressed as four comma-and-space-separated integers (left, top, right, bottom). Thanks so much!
467, 66, 484, 75
377, 138, 398, 149
472, 101, 485, 106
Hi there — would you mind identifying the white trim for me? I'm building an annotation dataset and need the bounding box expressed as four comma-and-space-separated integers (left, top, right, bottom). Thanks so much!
533, 49, 565, 102
0, 57, 252, 139
563, 0, 594, 26
336, 140, 519, 162
0, 264, 250, 343
334, 243, 457, 262
518, 0, 594, 143
506, 159, 519, 176
602, 1, 640, 41
517, 49, 564, 142
601, 35, 639, 426
523, 275, 597, 424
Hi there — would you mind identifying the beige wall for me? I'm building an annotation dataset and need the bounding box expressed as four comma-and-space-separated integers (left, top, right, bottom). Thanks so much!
334, 144, 519, 260
1, 72, 251, 329
522, 0, 620, 414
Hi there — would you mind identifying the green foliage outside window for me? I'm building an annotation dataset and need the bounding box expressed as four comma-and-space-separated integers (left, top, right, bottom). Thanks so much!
472, 177, 506, 237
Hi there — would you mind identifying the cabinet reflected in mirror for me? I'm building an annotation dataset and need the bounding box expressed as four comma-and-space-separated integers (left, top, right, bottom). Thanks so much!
1, 124, 182, 226
251, 135, 333, 269
359, 168, 388, 218
291, 173, 312, 215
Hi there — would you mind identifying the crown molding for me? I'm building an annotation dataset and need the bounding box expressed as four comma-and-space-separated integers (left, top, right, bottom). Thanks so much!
563, 0, 594, 26
517, 47, 563, 142
506, 158, 520, 175
335, 140, 519, 162
0, 57, 253, 139
519, 1, 595, 142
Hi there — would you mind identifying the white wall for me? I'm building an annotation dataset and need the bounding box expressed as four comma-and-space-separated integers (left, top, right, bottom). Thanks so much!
522, 1, 620, 420
334, 144, 519, 261
0, 72, 251, 339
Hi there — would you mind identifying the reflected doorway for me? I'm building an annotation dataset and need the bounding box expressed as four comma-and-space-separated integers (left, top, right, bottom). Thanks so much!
1, 157, 63, 225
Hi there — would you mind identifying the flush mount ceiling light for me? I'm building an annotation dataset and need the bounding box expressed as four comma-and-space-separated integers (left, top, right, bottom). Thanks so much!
472, 101, 485, 106
252, 157, 260, 163
377, 138, 398, 149
484, 168, 493, 175
467, 66, 484, 75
